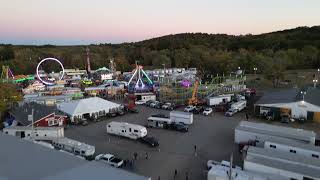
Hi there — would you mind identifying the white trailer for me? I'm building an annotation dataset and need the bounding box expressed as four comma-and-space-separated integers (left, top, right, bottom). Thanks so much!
207, 94, 232, 106
244, 146, 320, 180
264, 139, 320, 159
170, 111, 193, 125
3, 126, 64, 140
52, 137, 95, 159
235, 121, 316, 145
106, 122, 147, 140
207, 160, 285, 180
135, 93, 156, 102
230, 100, 246, 111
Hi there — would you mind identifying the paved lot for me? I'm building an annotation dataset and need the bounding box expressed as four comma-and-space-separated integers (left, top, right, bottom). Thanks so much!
65, 105, 245, 180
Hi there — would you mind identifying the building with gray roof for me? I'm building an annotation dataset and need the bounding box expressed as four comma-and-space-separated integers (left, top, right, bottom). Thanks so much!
9, 102, 64, 126
0, 134, 150, 180
254, 88, 320, 122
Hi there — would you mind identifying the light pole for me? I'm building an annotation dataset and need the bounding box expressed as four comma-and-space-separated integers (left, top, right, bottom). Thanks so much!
301, 91, 306, 102
313, 79, 318, 88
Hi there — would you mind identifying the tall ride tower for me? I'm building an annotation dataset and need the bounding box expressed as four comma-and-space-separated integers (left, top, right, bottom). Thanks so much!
86, 47, 91, 72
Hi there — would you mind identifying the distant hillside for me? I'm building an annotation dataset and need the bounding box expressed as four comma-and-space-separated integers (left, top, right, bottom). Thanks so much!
0, 26, 320, 79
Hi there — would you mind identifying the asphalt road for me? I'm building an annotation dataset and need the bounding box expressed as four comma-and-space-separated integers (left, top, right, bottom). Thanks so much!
65, 105, 245, 180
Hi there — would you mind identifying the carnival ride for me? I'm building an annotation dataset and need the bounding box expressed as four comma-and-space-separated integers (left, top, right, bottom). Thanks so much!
159, 74, 246, 105
36, 58, 65, 86
127, 63, 153, 93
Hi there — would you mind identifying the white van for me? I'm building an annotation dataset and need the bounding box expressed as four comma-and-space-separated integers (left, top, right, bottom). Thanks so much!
106, 122, 147, 140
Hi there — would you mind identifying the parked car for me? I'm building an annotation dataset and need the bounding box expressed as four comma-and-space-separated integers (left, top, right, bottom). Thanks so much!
95, 153, 124, 168
171, 122, 189, 132
225, 109, 237, 117
184, 105, 195, 112
155, 102, 164, 109
80, 118, 89, 126
193, 106, 204, 114
117, 110, 125, 116
138, 136, 159, 147
145, 100, 155, 106
135, 100, 146, 105
161, 102, 175, 110
203, 107, 213, 116
149, 101, 159, 108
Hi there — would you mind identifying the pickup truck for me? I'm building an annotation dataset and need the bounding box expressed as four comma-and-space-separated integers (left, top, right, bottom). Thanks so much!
95, 153, 124, 168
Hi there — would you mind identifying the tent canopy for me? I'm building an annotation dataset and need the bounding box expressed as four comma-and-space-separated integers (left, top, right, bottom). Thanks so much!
57, 97, 121, 117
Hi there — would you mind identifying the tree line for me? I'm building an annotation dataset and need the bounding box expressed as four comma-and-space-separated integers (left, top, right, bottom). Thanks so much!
0, 26, 320, 78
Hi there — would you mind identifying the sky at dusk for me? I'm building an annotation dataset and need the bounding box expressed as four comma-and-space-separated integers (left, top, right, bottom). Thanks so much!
1, 0, 320, 45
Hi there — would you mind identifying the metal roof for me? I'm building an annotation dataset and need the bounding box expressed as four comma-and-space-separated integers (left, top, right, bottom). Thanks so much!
0, 134, 150, 180
245, 155, 320, 178
4, 126, 63, 131
236, 121, 316, 143
10, 102, 64, 126
247, 146, 320, 169
255, 88, 299, 105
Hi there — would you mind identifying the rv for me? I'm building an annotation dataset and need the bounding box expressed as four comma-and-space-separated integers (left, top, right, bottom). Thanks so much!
147, 114, 172, 128
3, 126, 64, 140
230, 100, 246, 112
170, 111, 193, 125
106, 122, 147, 140
235, 121, 316, 146
52, 137, 95, 159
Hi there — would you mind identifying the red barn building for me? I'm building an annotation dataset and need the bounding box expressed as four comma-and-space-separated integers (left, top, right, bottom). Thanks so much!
30, 113, 67, 127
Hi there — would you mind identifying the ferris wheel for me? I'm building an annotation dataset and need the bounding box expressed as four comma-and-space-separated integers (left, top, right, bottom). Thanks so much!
36, 57, 65, 85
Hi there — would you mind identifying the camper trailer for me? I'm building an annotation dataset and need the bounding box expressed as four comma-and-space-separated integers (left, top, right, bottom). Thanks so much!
106, 122, 147, 140
52, 137, 95, 159
3, 126, 64, 140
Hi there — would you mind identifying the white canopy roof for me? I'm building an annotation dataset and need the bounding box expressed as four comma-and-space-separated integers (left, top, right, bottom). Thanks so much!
57, 97, 121, 117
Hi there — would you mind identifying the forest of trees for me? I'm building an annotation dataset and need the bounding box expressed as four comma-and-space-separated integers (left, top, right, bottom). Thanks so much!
0, 26, 320, 79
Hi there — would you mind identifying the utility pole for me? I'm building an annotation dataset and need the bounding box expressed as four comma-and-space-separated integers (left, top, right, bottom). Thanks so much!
86, 47, 91, 72
229, 153, 233, 180
28, 109, 34, 140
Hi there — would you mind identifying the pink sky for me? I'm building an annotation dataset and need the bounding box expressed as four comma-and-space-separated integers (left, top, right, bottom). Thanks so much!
1, 0, 319, 45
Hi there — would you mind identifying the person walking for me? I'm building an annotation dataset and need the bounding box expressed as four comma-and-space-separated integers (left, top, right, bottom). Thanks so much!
194, 145, 197, 156
246, 113, 249, 121
145, 152, 149, 159
174, 169, 178, 179
158, 176, 160, 180
185, 172, 189, 180
134, 152, 138, 160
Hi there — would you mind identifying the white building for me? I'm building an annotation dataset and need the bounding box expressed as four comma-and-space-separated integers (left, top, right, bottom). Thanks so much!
57, 97, 121, 121
3, 126, 64, 140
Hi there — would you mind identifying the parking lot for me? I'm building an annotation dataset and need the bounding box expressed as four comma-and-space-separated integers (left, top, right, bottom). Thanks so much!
65, 105, 245, 180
